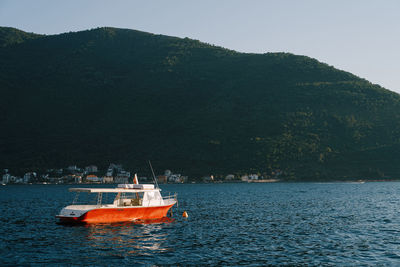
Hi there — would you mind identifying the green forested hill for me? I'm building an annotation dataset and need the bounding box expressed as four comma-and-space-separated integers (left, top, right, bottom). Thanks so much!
1, 26, 400, 179
0, 27, 41, 47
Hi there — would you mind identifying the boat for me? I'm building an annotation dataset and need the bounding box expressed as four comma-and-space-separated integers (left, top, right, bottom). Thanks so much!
56, 182, 177, 224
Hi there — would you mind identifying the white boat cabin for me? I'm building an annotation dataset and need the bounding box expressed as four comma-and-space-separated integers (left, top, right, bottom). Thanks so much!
68, 184, 173, 207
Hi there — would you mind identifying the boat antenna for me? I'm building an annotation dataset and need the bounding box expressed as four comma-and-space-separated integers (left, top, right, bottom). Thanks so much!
148, 160, 160, 189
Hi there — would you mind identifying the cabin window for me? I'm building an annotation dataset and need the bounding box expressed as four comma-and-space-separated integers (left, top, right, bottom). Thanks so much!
71, 191, 145, 207
72, 192, 99, 205
114, 192, 144, 206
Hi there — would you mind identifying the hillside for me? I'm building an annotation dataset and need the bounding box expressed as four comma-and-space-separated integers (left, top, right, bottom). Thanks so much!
1, 26, 400, 179
0, 27, 42, 47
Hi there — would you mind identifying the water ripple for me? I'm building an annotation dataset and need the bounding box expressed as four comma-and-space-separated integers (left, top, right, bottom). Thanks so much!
1, 183, 400, 265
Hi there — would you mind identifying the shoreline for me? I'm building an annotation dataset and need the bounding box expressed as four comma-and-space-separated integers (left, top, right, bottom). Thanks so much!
3, 178, 400, 186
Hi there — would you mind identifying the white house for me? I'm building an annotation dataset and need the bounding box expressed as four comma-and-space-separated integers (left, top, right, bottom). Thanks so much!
248, 174, 259, 180
168, 174, 182, 183
102, 176, 114, 183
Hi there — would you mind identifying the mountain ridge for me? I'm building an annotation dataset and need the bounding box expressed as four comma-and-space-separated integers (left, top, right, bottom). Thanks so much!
1, 26, 400, 179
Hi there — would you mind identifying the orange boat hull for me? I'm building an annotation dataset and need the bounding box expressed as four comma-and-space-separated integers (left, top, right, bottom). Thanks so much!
57, 203, 175, 224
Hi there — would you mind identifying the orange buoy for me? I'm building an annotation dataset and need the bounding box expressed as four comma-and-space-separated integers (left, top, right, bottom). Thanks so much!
182, 211, 188, 218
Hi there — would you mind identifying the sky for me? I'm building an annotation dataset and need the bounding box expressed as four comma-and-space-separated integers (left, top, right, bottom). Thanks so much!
1, 0, 399, 93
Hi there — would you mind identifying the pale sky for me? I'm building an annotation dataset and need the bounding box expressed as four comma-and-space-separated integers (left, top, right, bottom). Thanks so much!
1, 0, 399, 93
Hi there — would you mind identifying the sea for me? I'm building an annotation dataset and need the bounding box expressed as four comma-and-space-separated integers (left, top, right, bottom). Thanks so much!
1, 182, 400, 266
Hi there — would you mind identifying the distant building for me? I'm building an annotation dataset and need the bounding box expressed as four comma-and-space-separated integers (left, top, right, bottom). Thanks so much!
103, 176, 114, 183
114, 171, 130, 184
48, 177, 63, 184
248, 174, 259, 180
106, 169, 113, 177
74, 175, 82, 184
168, 174, 181, 183
167, 174, 187, 183
115, 164, 123, 172
241, 175, 249, 182
23, 172, 37, 183
61, 175, 75, 183
85, 165, 98, 173
23, 173, 30, 183
106, 163, 127, 178
109, 164, 123, 173
162, 169, 187, 183
114, 176, 129, 184
121, 171, 130, 178
106, 164, 115, 176
2, 173, 11, 184
86, 174, 101, 183
67, 165, 79, 172
225, 174, 235, 181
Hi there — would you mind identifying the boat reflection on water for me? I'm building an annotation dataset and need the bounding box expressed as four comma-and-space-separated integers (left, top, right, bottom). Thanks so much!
82, 217, 176, 257
132, 216, 175, 225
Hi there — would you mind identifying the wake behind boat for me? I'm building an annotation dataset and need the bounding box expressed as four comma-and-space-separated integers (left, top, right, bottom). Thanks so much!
56, 182, 177, 224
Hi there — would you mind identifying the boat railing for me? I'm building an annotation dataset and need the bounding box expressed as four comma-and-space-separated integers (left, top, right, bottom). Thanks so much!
163, 192, 177, 200
71, 191, 177, 207
162, 192, 177, 205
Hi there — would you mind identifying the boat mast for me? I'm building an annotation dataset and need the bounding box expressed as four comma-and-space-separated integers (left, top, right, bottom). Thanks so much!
148, 160, 160, 189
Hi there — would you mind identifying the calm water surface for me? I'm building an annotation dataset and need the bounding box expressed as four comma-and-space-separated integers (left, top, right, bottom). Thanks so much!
1, 182, 400, 265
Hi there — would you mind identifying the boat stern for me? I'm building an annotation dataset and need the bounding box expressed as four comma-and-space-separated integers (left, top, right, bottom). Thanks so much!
56, 205, 91, 224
